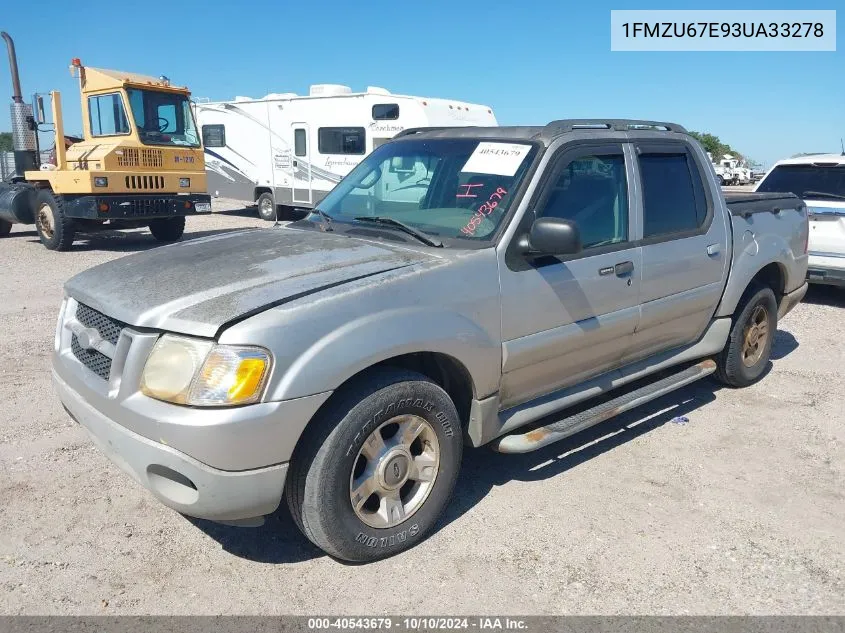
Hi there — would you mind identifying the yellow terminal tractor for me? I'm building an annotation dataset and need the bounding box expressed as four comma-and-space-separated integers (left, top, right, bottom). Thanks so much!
0, 32, 211, 250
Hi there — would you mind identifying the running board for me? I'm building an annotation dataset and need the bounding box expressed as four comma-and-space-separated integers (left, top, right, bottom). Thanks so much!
492, 359, 717, 454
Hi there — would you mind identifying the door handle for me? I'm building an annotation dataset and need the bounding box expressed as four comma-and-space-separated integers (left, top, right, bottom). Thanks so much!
614, 261, 634, 276
706, 243, 721, 256
292, 160, 298, 167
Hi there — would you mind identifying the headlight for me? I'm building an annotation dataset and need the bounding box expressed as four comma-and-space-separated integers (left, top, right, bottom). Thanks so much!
179, 178, 190, 188
94, 177, 108, 187
140, 335, 271, 406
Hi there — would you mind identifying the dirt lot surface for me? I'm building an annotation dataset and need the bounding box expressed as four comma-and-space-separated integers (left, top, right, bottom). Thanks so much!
1, 197, 843, 615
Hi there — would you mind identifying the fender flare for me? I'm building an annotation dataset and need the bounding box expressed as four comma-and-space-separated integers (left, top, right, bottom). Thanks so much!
266, 307, 501, 402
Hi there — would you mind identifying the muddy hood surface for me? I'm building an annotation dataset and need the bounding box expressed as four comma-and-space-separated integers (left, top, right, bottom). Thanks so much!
64, 227, 433, 337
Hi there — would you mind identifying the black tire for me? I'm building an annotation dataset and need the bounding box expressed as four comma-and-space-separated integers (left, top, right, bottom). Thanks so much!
285, 369, 463, 562
0, 219, 11, 237
714, 284, 778, 387
149, 216, 186, 242
256, 192, 277, 221
34, 190, 76, 251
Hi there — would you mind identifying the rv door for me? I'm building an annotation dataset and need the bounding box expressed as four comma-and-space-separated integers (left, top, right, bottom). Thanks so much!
291, 123, 312, 206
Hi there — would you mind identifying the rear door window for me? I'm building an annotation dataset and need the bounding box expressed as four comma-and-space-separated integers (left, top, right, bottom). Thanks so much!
639, 151, 707, 238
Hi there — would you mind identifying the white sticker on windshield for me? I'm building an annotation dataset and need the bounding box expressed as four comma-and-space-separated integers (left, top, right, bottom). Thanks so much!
461, 142, 532, 177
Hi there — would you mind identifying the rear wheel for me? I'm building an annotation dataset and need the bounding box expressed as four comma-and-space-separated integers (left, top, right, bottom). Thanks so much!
285, 369, 463, 562
256, 192, 277, 221
149, 216, 186, 242
35, 190, 76, 251
715, 284, 778, 387
0, 219, 11, 237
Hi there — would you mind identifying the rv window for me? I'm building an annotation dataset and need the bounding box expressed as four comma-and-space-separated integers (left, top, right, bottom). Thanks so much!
202, 124, 226, 147
88, 93, 130, 137
318, 127, 366, 155
294, 129, 306, 156
372, 104, 400, 120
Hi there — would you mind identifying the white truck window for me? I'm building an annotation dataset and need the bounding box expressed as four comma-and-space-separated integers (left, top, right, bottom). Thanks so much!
201, 124, 225, 148
294, 129, 306, 157
318, 127, 365, 155
372, 104, 400, 120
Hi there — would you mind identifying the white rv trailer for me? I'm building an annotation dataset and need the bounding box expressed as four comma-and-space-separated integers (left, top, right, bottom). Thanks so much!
195, 85, 497, 219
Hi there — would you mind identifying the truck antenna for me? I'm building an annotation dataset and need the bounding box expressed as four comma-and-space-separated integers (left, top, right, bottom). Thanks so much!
841, 138, 844, 156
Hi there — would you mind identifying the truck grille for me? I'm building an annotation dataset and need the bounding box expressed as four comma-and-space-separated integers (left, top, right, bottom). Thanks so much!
111, 197, 172, 216
125, 175, 166, 190
141, 149, 163, 168
70, 303, 126, 380
115, 148, 162, 168
75, 303, 124, 346
71, 337, 112, 381
116, 148, 139, 167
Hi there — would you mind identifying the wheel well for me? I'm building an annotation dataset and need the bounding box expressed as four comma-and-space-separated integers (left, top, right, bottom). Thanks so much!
750, 263, 785, 298
254, 187, 272, 202
370, 352, 475, 424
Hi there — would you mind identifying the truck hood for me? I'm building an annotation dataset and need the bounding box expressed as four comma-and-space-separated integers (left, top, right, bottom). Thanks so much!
64, 227, 434, 337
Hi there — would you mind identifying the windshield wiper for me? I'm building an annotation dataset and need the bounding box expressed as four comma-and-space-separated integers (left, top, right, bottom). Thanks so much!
802, 190, 845, 201
354, 216, 443, 247
309, 208, 334, 231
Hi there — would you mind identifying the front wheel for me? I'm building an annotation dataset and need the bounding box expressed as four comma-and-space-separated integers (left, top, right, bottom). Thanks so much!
715, 285, 778, 387
256, 192, 277, 221
285, 369, 463, 562
35, 190, 76, 251
149, 216, 185, 242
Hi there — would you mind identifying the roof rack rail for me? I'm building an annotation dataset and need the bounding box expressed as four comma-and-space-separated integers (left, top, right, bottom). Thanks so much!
544, 119, 688, 134
393, 126, 458, 139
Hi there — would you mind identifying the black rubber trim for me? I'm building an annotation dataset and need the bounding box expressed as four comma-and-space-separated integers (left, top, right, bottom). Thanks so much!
725, 192, 805, 217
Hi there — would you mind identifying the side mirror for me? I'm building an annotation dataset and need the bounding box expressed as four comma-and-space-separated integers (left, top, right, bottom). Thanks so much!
521, 217, 581, 256
33, 94, 46, 125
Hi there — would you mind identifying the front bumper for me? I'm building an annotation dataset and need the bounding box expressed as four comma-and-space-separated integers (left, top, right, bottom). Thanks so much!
807, 253, 845, 287
52, 297, 333, 522
55, 370, 288, 521
63, 193, 212, 220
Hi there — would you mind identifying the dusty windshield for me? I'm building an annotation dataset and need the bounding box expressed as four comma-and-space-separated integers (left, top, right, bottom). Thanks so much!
127, 88, 200, 147
316, 138, 538, 241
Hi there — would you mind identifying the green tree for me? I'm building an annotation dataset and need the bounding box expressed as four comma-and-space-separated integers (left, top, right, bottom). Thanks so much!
0, 132, 12, 152
688, 130, 744, 162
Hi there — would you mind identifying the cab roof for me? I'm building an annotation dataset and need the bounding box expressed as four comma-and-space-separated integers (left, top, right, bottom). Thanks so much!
771, 154, 845, 166
81, 66, 188, 93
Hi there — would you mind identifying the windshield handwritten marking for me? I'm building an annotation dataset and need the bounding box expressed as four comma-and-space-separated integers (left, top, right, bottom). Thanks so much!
456, 183, 484, 198
461, 187, 508, 236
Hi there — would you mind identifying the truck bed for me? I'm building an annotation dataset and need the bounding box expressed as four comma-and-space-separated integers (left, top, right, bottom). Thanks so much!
724, 192, 804, 217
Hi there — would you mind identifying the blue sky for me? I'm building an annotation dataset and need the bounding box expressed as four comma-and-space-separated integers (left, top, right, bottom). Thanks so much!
1, 0, 841, 166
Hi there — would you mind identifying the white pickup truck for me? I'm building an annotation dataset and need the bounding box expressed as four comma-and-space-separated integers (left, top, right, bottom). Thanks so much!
755, 154, 845, 287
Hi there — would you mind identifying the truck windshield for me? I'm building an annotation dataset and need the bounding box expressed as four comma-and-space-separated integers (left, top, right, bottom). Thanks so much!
757, 164, 845, 199
126, 88, 200, 147
316, 138, 538, 242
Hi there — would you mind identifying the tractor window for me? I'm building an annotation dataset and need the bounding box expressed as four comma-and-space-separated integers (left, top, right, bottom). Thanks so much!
126, 88, 200, 147
88, 93, 130, 137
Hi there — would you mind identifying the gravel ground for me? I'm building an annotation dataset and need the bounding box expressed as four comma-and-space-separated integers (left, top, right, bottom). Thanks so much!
0, 197, 843, 615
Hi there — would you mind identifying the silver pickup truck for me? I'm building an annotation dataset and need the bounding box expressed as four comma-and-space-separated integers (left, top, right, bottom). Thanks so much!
53, 120, 809, 562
